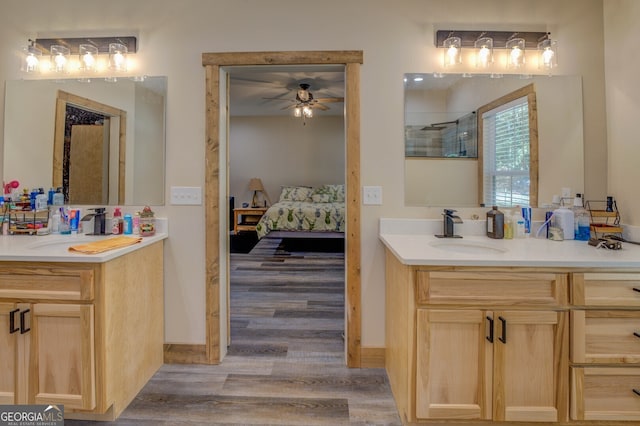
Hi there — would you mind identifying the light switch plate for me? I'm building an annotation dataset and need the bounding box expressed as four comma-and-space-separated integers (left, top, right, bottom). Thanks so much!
170, 186, 202, 205
363, 186, 383, 205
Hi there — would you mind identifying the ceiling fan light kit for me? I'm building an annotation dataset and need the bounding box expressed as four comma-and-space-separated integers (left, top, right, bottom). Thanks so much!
263, 82, 344, 125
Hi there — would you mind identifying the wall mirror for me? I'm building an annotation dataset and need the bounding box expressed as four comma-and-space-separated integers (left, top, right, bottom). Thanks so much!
404, 73, 584, 207
3, 76, 166, 206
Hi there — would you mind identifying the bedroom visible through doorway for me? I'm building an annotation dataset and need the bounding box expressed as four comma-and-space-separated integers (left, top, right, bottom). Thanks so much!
227, 64, 346, 359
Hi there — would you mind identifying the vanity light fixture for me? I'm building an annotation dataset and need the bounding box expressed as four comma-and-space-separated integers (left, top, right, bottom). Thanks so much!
21, 40, 42, 73
50, 45, 70, 73
435, 30, 556, 70
22, 36, 137, 74
538, 34, 558, 70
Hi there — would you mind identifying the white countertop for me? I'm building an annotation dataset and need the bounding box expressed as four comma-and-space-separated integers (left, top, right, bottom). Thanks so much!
0, 218, 168, 263
379, 218, 640, 268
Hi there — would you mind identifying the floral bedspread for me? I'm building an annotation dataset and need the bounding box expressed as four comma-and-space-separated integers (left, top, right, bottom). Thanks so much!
255, 201, 345, 239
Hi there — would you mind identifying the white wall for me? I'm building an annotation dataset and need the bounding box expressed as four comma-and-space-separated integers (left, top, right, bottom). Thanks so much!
229, 116, 345, 206
0, 0, 609, 348
604, 0, 640, 225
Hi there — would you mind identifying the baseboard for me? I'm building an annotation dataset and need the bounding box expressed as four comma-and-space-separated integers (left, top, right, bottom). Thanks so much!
360, 346, 386, 368
163, 344, 210, 364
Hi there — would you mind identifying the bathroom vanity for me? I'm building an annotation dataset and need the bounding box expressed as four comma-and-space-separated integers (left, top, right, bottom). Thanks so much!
0, 232, 167, 421
380, 219, 640, 425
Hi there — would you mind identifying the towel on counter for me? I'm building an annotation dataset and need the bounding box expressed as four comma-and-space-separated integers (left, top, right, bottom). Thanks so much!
68, 236, 143, 254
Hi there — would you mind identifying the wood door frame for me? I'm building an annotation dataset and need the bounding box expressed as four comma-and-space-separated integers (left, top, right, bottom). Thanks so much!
201, 51, 363, 366
53, 90, 126, 205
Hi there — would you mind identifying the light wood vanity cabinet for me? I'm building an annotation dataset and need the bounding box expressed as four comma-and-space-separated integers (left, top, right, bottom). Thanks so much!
570, 272, 640, 422
414, 270, 568, 423
386, 251, 640, 425
0, 242, 163, 421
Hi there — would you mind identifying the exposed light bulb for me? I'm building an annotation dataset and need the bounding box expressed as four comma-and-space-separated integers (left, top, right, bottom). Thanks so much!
53, 54, 67, 72
83, 52, 95, 68
541, 48, 554, 66
25, 54, 39, 72
294, 107, 302, 117
506, 38, 526, 69
478, 46, 490, 66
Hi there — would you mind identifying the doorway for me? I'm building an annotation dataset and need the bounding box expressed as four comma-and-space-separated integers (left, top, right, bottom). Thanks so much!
53, 90, 127, 205
200, 51, 363, 367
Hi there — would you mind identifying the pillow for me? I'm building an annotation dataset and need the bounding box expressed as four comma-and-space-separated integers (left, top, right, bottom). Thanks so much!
311, 193, 332, 203
312, 184, 345, 203
279, 186, 313, 202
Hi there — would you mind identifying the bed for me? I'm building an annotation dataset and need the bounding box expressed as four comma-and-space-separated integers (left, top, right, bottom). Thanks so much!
255, 184, 345, 239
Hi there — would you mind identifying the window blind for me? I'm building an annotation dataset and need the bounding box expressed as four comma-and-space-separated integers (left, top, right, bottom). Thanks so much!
482, 96, 530, 207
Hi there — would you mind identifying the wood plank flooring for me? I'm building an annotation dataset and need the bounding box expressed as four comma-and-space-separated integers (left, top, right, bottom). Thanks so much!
67, 237, 401, 425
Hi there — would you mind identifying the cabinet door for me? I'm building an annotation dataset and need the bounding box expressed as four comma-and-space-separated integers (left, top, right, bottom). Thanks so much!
416, 309, 492, 420
0, 303, 18, 404
493, 310, 568, 422
29, 303, 95, 410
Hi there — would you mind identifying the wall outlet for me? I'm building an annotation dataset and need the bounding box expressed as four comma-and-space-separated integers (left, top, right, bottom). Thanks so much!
170, 186, 202, 205
363, 186, 383, 205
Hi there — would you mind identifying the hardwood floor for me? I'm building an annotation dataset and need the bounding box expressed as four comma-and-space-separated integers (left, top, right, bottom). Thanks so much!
67, 237, 400, 425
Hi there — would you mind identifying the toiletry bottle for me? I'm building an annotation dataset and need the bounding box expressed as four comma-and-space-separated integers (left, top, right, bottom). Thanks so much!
486, 206, 504, 239
51, 209, 60, 234
35, 189, 48, 210
48, 188, 55, 206
572, 193, 590, 241
553, 206, 574, 240
521, 206, 532, 237
112, 207, 123, 235
133, 212, 140, 235
512, 208, 526, 238
503, 209, 513, 239
606, 196, 615, 212
52, 188, 64, 206
123, 214, 133, 235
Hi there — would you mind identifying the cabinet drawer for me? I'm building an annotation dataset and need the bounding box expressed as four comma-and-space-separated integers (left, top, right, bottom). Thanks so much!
571, 367, 640, 421
571, 310, 640, 364
416, 271, 568, 306
573, 273, 640, 307
0, 265, 95, 301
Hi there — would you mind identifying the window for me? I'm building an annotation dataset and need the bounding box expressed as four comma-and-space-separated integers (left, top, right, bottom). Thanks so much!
478, 84, 538, 208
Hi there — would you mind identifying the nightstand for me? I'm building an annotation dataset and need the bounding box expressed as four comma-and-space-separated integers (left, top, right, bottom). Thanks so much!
233, 207, 268, 234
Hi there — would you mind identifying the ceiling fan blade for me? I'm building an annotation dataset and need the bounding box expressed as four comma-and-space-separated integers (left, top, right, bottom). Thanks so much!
314, 103, 330, 111
315, 97, 344, 103
263, 97, 294, 102
281, 104, 298, 110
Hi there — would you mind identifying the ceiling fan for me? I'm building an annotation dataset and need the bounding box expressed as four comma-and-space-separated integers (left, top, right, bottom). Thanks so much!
264, 83, 344, 113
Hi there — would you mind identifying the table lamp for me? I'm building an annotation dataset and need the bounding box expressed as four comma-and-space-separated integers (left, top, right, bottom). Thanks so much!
248, 178, 271, 207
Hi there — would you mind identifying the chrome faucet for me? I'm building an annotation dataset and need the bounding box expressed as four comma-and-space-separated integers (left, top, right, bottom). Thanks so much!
81, 208, 108, 235
435, 209, 463, 238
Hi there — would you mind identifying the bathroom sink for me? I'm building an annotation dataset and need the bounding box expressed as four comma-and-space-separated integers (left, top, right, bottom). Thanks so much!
27, 235, 106, 250
429, 240, 507, 254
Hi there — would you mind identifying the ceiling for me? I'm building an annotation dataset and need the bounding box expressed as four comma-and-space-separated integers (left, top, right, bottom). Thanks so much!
228, 65, 345, 117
